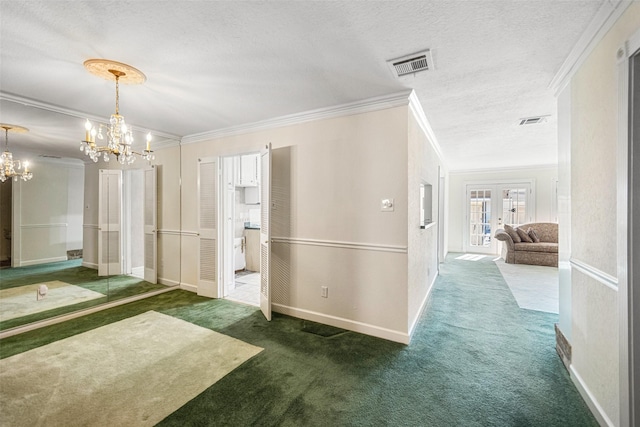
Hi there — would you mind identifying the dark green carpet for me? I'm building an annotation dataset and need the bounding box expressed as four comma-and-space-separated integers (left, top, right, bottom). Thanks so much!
0, 260, 167, 331
0, 254, 597, 426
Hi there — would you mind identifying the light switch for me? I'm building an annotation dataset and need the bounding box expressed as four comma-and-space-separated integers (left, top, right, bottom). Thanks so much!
381, 198, 394, 212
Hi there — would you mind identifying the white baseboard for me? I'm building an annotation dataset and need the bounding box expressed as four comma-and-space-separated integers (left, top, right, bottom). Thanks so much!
570, 364, 615, 426
272, 303, 410, 344
408, 272, 438, 340
82, 261, 98, 269
19, 256, 68, 267
158, 277, 180, 287
180, 282, 198, 293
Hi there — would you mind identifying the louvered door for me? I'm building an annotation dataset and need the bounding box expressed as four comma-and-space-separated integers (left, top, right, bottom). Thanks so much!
198, 158, 218, 297
260, 144, 272, 320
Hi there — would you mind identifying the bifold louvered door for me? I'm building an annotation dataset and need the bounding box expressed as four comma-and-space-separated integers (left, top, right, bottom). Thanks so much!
98, 169, 122, 276
260, 144, 272, 320
143, 166, 157, 284
198, 158, 218, 297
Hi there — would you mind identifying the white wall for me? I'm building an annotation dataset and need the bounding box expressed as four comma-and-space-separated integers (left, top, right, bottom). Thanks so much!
154, 146, 182, 286
566, 4, 640, 425
178, 106, 414, 342
407, 110, 444, 333
447, 166, 558, 253
12, 158, 84, 266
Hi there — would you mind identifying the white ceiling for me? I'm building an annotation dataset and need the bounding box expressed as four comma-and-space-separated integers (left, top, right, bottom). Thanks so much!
0, 1, 604, 171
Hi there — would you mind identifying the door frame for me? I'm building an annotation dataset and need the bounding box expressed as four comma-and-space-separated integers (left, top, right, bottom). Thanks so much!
463, 179, 535, 254
617, 29, 640, 427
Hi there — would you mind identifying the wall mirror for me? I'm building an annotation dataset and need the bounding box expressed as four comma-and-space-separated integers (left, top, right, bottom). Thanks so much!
0, 106, 181, 335
420, 182, 433, 229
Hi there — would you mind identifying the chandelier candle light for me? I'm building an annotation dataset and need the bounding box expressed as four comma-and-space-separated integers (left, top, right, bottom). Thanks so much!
0, 124, 33, 183
81, 59, 154, 164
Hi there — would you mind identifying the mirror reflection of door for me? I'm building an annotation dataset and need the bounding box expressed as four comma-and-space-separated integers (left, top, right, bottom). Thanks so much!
98, 169, 122, 277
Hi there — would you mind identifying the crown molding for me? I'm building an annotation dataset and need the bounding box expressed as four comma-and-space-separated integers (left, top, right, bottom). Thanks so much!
449, 163, 558, 175
32, 156, 86, 168
0, 91, 182, 142
181, 90, 414, 145
548, 0, 633, 96
407, 90, 447, 169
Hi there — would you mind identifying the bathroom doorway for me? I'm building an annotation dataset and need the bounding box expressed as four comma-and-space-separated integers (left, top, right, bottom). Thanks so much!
221, 152, 261, 306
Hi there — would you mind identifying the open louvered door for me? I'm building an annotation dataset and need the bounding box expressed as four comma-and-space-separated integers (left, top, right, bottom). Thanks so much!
143, 165, 157, 284
198, 157, 218, 298
260, 143, 272, 320
98, 169, 122, 276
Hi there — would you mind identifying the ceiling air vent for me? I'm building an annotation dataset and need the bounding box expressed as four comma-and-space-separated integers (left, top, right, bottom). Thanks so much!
39, 154, 62, 159
387, 50, 433, 77
518, 116, 548, 126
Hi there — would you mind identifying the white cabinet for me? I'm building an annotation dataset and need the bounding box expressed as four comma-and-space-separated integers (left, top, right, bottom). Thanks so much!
236, 154, 259, 187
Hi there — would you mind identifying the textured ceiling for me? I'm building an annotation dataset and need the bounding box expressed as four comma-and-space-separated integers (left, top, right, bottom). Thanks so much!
0, 1, 604, 170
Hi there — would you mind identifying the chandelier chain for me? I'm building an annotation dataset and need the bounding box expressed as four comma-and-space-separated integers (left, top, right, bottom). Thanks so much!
115, 75, 120, 115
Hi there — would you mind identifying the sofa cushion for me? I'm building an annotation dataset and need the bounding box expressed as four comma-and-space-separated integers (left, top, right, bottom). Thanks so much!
516, 227, 533, 243
504, 224, 521, 243
528, 228, 540, 243
514, 242, 558, 253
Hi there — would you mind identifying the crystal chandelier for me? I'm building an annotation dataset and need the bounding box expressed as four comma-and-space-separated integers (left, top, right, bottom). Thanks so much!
0, 125, 33, 183
81, 59, 154, 165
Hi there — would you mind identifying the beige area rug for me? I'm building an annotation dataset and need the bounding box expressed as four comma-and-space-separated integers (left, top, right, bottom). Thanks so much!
494, 259, 559, 314
0, 311, 263, 426
0, 281, 105, 322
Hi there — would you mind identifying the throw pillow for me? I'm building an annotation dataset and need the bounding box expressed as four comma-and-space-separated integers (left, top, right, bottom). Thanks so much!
504, 224, 521, 243
516, 227, 533, 243
528, 228, 540, 243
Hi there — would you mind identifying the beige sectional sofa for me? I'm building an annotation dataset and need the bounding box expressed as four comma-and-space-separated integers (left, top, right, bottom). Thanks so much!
494, 222, 558, 267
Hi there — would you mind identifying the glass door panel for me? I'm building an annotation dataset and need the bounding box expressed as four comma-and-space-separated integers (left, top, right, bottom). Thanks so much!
501, 187, 528, 226
468, 188, 493, 252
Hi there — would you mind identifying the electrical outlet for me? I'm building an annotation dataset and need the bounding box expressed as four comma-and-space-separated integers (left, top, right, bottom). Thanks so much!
321, 286, 328, 298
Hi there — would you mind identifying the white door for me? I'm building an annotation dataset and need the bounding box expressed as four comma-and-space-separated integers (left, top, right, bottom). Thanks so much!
98, 169, 122, 276
260, 144, 272, 320
143, 166, 157, 284
465, 183, 532, 254
221, 156, 235, 297
198, 157, 219, 298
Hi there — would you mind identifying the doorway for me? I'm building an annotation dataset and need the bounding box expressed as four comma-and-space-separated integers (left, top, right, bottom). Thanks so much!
465, 182, 533, 254
221, 153, 261, 306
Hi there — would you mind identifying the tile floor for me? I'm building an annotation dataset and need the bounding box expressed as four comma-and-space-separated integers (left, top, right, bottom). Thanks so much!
227, 270, 260, 306
494, 258, 559, 314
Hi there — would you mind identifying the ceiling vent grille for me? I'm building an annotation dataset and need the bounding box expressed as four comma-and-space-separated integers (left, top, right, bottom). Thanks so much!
387, 50, 433, 77
518, 116, 549, 126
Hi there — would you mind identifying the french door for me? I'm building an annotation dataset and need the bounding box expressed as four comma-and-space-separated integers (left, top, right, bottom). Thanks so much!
465, 183, 532, 254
